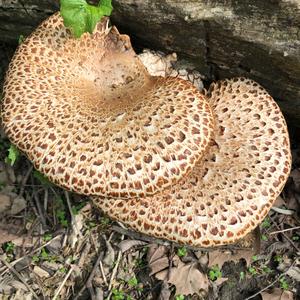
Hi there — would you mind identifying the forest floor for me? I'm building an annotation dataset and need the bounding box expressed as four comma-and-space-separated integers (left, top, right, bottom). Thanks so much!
0, 42, 299, 300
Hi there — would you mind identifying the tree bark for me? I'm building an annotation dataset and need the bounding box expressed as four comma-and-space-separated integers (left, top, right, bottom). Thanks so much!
0, 0, 299, 124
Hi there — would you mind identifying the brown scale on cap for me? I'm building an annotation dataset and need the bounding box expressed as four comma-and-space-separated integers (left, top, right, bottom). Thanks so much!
1, 13, 214, 198
93, 78, 291, 247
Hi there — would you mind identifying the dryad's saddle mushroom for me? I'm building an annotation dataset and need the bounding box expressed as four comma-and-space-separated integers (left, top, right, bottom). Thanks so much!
1, 13, 214, 198
94, 78, 291, 247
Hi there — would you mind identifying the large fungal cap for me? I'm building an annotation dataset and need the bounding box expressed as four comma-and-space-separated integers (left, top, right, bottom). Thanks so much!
94, 78, 291, 247
1, 13, 214, 198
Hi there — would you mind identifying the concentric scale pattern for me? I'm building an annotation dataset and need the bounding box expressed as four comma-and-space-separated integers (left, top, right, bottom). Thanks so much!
1, 13, 214, 198
94, 78, 291, 247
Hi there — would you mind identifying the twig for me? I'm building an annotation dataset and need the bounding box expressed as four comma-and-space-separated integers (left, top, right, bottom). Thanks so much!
86, 252, 104, 300
0, 256, 40, 300
107, 234, 124, 294
99, 259, 108, 286
64, 191, 82, 238
43, 188, 49, 212
270, 219, 299, 252
271, 207, 294, 215
74, 251, 104, 300
52, 265, 74, 300
245, 260, 297, 300
270, 226, 300, 235
33, 191, 48, 230
19, 165, 33, 196
167, 243, 174, 281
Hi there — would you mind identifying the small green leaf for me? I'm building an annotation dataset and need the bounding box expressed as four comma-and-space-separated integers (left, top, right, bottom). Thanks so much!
6, 144, 20, 166
261, 234, 268, 241
60, 0, 113, 38
127, 276, 138, 287
279, 276, 289, 290
18, 35, 25, 44
209, 265, 222, 281
239, 271, 245, 281
177, 247, 187, 257
252, 255, 258, 262
248, 266, 258, 276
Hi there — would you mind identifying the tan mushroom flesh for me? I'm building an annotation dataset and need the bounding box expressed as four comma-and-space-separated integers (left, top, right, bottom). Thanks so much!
1, 13, 214, 198
93, 78, 291, 247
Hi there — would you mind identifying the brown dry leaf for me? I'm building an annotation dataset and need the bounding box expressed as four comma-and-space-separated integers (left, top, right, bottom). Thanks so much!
118, 239, 147, 253
9, 196, 26, 215
155, 258, 209, 296
208, 249, 255, 268
33, 266, 50, 278
0, 221, 23, 245
147, 244, 169, 276
214, 277, 228, 286
261, 288, 294, 300
0, 194, 11, 213
158, 282, 171, 300
103, 240, 115, 267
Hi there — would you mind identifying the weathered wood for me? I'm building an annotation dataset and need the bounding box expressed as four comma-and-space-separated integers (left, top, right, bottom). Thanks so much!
0, 0, 300, 124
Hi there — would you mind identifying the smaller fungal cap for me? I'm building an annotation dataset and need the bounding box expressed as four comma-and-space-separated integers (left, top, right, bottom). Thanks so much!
93, 78, 291, 247
2, 13, 214, 198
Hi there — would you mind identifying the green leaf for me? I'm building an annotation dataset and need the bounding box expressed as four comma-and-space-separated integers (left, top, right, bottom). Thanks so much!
6, 144, 20, 166
18, 35, 25, 45
60, 0, 113, 38
208, 265, 222, 281
177, 246, 187, 257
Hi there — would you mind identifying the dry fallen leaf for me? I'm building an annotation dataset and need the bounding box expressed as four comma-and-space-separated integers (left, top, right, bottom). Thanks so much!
0, 194, 11, 213
147, 244, 169, 276
261, 288, 294, 300
155, 258, 209, 296
118, 239, 147, 253
9, 196, 26, 215
33, 266, 50, 278
0, 220, 23, 245
103, 239, 115, 267
158, 282, 171, 300
214, 277, 228, 286
208, 248, 255, 268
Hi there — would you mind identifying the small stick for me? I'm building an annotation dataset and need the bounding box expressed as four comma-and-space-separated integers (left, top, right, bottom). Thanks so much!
86, 253, 104, 300
271, 207, 294, 215
0, 256, 40, 300
270, 219, 299, 252
33, 192, 48, 230
19, 165, 33, 196
74, 251, 104, 300
167, 243, 174, 281
108, 234, 124, 292
52, 265, 74, 300
64, 191, 82, 238
99, 259, 108, 286
43, 188, 49, 212
270, 226, 300, 235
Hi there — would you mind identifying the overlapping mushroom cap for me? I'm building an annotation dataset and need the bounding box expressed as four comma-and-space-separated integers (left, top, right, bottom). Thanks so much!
94, 78, 291, 247
1, 13, 214, 198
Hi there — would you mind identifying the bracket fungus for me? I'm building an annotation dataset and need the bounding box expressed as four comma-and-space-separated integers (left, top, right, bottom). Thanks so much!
1, 13, 214, 198
93, 78, 291, 247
